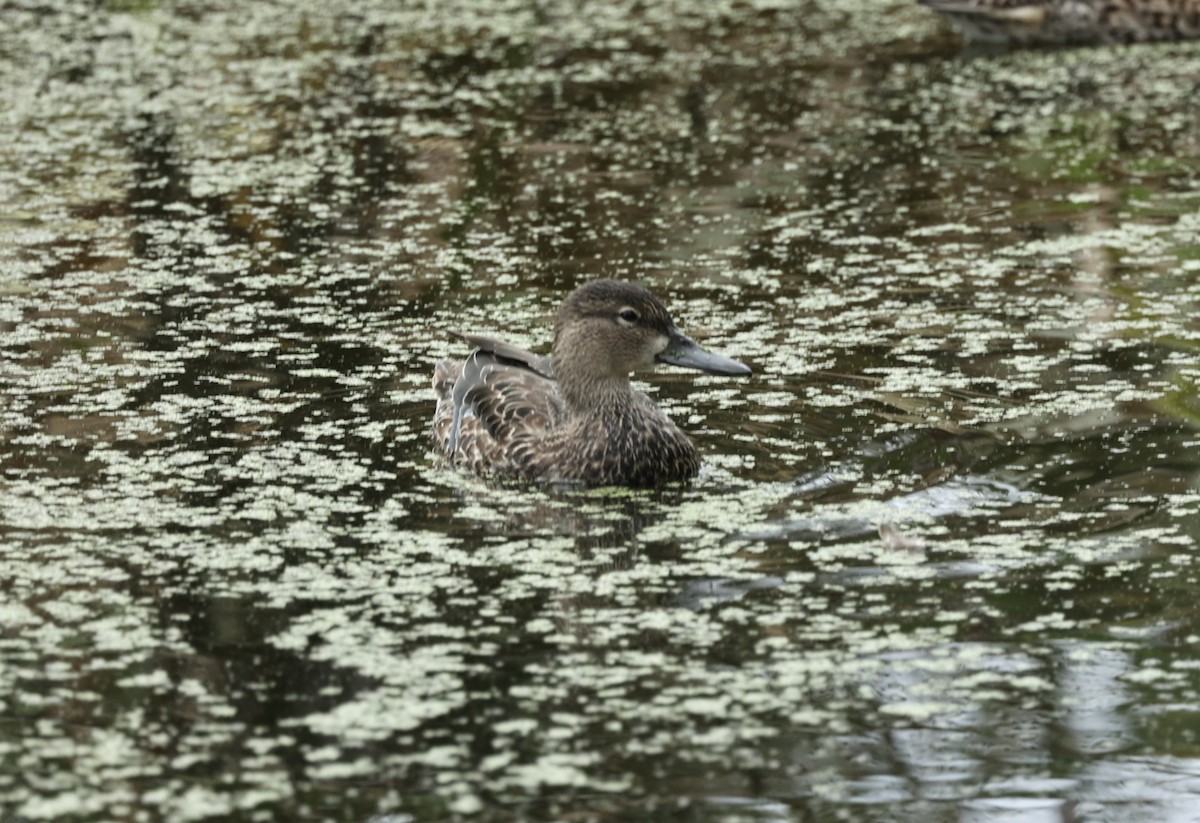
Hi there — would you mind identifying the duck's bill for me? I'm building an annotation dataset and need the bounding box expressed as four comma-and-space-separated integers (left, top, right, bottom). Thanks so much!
657, 331, 752, 376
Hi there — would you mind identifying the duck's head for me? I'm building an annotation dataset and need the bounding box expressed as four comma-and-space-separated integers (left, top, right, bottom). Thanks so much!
552, 280, 750, 403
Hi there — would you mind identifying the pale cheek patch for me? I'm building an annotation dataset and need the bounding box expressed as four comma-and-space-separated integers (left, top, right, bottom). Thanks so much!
642, 334, 669, 370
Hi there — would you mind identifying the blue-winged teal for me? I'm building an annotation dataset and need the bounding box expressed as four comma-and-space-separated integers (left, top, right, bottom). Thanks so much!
432, 279, 751, 487
920, 0, 1200, 45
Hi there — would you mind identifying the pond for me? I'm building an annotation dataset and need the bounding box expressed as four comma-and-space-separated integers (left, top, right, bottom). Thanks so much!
3, 1, 1200, 821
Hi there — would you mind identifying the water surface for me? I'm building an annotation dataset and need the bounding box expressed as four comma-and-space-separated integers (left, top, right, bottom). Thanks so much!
3, 1, 1200, 821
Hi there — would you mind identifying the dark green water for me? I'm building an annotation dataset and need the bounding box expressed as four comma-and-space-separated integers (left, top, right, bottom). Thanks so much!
3, 1, 1200, 821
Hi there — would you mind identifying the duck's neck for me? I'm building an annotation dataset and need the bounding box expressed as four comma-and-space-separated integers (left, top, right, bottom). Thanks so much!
551, 321, 642, 415
554, 360, 635, 415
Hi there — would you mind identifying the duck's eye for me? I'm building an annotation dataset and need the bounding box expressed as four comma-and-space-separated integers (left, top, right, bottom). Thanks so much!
617, 308, 640, 324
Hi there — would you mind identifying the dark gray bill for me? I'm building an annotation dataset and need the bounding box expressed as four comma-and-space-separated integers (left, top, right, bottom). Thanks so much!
656, 328, 752, 376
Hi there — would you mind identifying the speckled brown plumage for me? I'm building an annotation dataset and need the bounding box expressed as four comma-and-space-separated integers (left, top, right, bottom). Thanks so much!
920, 0, 1200, 44
431, 280, 751, 488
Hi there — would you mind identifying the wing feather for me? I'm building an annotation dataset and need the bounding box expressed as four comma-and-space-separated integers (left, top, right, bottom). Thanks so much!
432, 335, 565, 478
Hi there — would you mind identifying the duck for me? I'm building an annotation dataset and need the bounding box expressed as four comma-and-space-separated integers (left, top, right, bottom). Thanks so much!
918, 0, 1200, 45
432, 279, 752, 487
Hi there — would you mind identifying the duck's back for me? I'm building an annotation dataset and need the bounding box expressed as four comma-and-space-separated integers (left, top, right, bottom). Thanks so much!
921, 0, 1200, 45
433, 349, 566, 480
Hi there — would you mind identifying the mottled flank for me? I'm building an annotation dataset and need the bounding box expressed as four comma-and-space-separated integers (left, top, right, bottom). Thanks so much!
920, 0, 1200, 44
432, 280, 751, 487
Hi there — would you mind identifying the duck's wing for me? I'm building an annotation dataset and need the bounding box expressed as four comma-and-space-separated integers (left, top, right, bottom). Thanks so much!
447, 330, 554, 379
432, 333, 564, 476
918, 0, 1045, 20
918, 0, 1048, 43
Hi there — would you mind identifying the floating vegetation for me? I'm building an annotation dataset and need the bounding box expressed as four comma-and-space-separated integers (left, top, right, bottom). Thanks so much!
3, 0, 1200, 820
